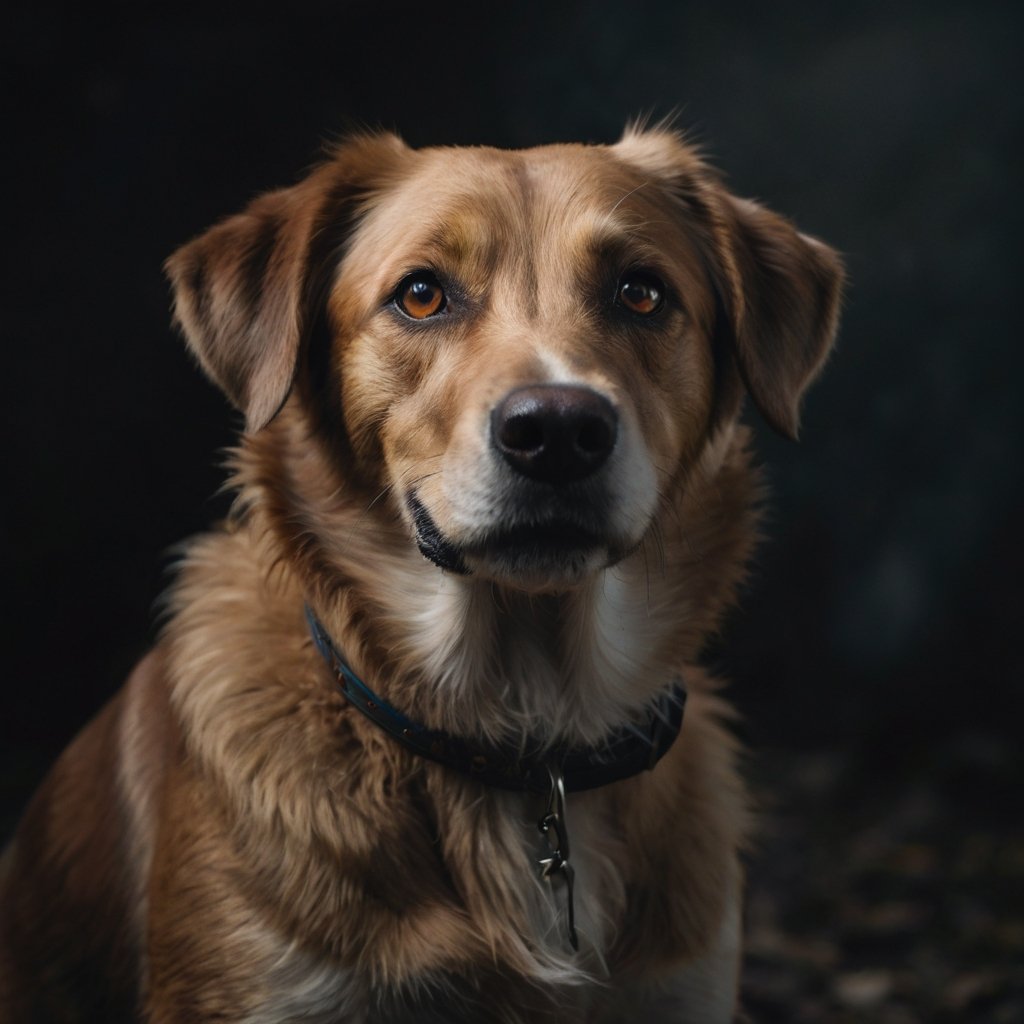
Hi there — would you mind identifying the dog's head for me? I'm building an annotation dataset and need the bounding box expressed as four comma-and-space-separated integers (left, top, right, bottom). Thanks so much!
167, 129, 842, 593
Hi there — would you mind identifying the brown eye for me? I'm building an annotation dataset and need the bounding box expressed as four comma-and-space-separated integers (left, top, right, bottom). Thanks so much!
617, 273, 664, 316
397, 273, 446, 319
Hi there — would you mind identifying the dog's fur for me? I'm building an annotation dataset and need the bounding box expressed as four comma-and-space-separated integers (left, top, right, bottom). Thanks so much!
0, 127, 842, 1022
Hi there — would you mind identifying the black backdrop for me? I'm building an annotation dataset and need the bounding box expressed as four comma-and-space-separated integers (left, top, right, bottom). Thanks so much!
3, 0, 1021, 872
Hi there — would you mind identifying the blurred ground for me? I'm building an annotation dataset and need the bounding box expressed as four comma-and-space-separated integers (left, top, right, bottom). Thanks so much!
742, 741, 1024, 1022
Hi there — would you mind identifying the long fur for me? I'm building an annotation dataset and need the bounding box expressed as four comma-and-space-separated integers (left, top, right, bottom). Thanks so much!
0, 127, 842, 1022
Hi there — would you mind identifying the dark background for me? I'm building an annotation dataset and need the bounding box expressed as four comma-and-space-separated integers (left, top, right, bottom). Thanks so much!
3, 1, 1022, 1017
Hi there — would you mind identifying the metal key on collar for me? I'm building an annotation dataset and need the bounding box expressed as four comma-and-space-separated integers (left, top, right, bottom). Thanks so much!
537, 763, 578, 950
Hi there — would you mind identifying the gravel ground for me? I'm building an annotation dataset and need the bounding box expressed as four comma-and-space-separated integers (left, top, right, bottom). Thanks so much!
741, 738, 1024, 1022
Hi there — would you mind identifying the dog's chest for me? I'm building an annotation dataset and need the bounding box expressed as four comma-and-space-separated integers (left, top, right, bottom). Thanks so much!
247, 795, 622, 1023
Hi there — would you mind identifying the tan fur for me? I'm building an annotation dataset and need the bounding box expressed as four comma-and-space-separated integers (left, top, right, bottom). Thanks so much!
0, 127, 843, 1022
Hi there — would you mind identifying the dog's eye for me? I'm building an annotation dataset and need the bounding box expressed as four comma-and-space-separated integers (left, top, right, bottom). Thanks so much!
396, 273, 446, 319
617, 273, 664, 316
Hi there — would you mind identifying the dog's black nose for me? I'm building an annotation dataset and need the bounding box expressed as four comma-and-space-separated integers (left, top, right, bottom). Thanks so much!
491, 385, 618, 484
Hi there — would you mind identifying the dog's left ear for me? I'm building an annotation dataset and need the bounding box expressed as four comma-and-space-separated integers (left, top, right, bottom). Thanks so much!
713, 195, 845, 439
165, 133, 408, 432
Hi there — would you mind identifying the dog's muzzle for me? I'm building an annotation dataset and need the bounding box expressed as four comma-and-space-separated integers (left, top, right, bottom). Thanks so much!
408, 385, 628, 583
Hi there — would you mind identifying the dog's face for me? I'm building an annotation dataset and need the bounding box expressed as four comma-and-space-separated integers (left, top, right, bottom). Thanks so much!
334, 143, 720, 589
168, 130, 842, 593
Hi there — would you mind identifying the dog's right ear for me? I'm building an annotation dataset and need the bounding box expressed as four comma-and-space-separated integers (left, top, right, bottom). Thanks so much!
165, 133, 408, 432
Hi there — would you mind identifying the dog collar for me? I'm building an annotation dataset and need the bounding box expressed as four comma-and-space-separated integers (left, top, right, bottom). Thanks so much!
305, 605, 686, 794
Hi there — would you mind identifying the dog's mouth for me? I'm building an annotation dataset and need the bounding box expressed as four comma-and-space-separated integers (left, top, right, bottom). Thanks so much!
465, 520, 606, 581
407, 492, 471, 575
406, 491, 612, 584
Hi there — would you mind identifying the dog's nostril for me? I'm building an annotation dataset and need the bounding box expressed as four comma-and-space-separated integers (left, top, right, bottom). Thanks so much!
576, 417, 613, 455
491, 385, 618, 485
501, 413, 545, 454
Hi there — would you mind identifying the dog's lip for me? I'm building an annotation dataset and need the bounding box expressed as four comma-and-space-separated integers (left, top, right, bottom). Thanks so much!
407, 491, 471, 574
465, 519, 604, 556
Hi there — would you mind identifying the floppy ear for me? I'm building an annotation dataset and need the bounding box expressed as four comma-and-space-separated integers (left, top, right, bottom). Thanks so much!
165, 133, 407, 432
714, 196, 845, 439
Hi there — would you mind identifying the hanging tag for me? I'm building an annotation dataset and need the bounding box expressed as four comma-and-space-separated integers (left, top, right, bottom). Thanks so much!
537, 764, 578, 950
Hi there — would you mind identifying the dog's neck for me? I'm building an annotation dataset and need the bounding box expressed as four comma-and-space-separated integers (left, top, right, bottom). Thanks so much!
233, 405, 757, 749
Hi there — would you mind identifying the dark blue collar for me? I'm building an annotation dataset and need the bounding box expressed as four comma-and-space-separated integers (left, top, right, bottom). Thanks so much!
306, 605, 686, 794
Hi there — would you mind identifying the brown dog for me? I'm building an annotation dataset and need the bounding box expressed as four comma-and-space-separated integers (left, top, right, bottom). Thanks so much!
0, 127, 842, 1022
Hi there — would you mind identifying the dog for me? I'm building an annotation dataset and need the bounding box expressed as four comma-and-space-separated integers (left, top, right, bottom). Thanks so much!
0, 126, 842, 1022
